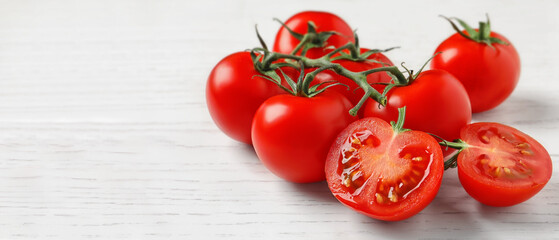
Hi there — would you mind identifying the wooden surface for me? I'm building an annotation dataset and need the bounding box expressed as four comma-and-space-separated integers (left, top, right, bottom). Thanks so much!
0, 0, 558, 239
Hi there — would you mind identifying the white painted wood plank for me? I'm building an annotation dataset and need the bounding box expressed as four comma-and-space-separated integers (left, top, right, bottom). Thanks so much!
0, 0, 558, 239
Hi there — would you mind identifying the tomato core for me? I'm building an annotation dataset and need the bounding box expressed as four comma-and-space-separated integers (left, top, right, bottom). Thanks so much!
337, 129, 435, 205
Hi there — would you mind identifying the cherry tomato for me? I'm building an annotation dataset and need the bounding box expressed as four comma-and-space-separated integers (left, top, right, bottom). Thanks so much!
315, 48, 394, 107
431, 31, 520, 113
206, 52, 285, 144
457, 122, 552, 206
273, 11, 355, 59
325, 117, 444, 221
363, 69, 472, 141
251, 91, 357, 183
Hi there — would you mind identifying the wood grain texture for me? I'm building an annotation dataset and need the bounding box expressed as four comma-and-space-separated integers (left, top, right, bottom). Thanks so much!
0, 0, 558, 239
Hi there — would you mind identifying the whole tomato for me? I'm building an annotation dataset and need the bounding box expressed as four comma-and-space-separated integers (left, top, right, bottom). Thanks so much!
273, 11, 355, 59
251, 91, 358, 183
315, 48, 394, 107
430, 17, 521, 113
363, 69, 471, 141
206, 52, 287, 144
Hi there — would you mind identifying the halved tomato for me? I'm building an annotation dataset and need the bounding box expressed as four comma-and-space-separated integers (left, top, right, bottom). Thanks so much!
325, 117, 444, 221
457, 122, 552, 206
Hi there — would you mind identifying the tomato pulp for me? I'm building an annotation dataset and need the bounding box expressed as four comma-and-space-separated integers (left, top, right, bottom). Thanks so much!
326, 118, 444, 221
457, 122, 552, 206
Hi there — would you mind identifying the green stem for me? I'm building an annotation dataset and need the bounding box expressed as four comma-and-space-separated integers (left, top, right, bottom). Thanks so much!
391, 107, 409, 133
444, 151, 461, 170
438, 139, 469, 150
438, 139, 469, 170
303, 58, 387, 109
290, 34, 312, 56
300, 64, 337, 97
324, 42, 357, 59
362, 66, 408, 85
256, 50, 390, 115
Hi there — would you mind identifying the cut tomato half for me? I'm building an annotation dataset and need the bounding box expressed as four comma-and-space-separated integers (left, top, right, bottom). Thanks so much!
325, 118, 444, 221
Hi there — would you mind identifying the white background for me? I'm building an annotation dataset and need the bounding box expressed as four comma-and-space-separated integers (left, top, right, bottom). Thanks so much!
1, 0, 558, 239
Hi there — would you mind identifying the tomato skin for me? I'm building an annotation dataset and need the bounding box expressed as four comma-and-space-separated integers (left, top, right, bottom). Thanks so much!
251, 92, 357, 183
363, 69, 472, 141
206, 52, 284, 144
273, 11, 355, 59
431, 31, 521, 113
325, 118, 444, 221
315, 48, 394, 107
457, 122, 552, 207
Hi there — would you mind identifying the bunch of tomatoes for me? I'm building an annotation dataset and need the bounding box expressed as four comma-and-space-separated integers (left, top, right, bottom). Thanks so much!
206, 11, 552, 221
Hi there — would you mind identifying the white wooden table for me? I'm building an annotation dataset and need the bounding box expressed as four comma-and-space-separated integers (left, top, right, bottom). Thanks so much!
1, 0, 558, 239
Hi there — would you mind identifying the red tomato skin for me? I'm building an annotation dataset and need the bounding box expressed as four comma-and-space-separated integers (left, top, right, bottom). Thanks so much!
457, 122, 552, 207
251, 92, 357, 183
431, 31, 521, 113
325, 118, 444, 221
458, 170, 547, 207
315, 48, 394, 107
206, 52, 284, 144
363, 69, 472, 141
273, 11, 355, 59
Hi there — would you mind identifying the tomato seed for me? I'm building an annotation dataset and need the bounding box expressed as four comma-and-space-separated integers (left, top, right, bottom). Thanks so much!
520, 150, 533, 156
516, 142, 530, 149
375, 193, 384, 204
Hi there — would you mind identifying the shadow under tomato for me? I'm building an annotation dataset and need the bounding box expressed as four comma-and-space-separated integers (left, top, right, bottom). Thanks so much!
345, 170, 485, 238
286, 181, 339, 203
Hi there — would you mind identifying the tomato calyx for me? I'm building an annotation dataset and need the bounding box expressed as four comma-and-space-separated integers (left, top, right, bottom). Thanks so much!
328, 34, 398, 63
374, 52, 442, 100
250, 47, 395, 116
274, 18, 344, 57
391, 107, 411, 134
440, 15, 509, 47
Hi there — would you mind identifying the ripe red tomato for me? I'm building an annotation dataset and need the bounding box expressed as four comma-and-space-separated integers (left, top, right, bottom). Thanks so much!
251, 91, 357, 183
457, 122, 552, 206
325, 117, 444, 221
431, 31, 520, 113
273, 11, 355, 59
363, 69, 472, 141
315, 48, 394, 107
206, 52, 285, 144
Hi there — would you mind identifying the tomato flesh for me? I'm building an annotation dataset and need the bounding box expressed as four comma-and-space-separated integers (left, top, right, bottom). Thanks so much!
458, 122, 552, 206
326, 118, 444, 221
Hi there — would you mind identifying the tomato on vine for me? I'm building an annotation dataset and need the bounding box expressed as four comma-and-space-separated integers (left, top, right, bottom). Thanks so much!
441, 122, 552, 207
252, 66, 358, 183
430, 15, 521, 113
315, 47, 394, 109
273, 11, 355, 59
363, 62, 472, 141
326, 108, 444, 221
206, 52, 294, 144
